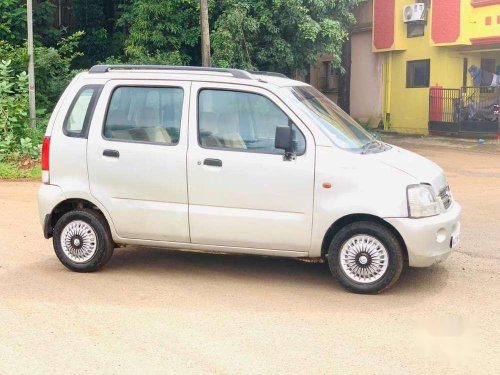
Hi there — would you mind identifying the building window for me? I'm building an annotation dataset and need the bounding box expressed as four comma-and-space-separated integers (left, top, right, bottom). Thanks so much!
407, 23, 425, 38
406, 59, 430, 88
319, 61, 340, 92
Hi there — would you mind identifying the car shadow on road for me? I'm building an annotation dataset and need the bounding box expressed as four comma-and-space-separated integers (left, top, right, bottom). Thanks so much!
105, 246, 450, 296
6, 246, 451, 309
107, 246, 335, 289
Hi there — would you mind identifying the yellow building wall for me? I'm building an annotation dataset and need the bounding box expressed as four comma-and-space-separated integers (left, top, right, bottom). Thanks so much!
465, 3, 500, 41
387, 49, 465, 134
382, 0, 496, 134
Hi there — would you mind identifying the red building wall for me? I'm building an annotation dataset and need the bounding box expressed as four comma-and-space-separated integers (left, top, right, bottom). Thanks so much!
431, 0, 461, 44
373, 0, 395, 50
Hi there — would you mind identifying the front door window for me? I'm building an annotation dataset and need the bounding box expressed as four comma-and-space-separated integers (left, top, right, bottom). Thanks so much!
198, 89, 305, 154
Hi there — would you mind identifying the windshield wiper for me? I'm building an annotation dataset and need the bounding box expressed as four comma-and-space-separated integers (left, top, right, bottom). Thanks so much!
361, 140, 384, 154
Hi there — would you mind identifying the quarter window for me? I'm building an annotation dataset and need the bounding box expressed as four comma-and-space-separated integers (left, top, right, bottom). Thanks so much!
104, 86, 183, 145
198, 89, 305, 154
64, 86, 101, 137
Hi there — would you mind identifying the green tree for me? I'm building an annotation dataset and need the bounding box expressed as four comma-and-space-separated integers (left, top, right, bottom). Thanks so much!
118, 0, 201, 65
0, 32, 84, 112
0, 0, 26, 44
34, 32, 85, 110
0, 0, 60, 46
212, 0, 359, 74
72, 0, 123, 67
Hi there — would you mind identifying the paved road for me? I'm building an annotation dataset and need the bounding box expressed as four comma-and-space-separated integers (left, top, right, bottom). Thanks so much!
0, 139, 499, 374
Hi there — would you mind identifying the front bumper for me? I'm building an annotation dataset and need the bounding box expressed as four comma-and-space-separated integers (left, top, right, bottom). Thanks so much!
385, 202, 462, 267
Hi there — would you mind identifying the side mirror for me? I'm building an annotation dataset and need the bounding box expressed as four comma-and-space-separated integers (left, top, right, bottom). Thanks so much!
275, 126, 296, 161
275, 126, 293, 152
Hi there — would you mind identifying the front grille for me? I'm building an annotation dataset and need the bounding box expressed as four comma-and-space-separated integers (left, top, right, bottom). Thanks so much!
439, 186, 452, 210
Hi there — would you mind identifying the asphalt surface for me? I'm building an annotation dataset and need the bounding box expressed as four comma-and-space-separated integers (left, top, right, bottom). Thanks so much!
0, 138, 499, 374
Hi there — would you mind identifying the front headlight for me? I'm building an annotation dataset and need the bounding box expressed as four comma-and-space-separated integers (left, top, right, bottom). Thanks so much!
407, 184, 441, 218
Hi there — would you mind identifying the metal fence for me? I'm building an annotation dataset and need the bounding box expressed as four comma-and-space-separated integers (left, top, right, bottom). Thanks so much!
429, 86, 500, 135
429, 88, 460, 123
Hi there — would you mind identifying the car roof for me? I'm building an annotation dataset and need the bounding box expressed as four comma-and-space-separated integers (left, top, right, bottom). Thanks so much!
83, 65, 309, 88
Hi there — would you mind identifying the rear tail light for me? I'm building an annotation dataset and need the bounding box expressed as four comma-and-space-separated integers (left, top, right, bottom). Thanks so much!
41, 136, 50, 183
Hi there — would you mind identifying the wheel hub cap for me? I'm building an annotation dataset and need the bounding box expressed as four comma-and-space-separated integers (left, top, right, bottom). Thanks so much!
358, 255, 368, 265
339, 235, 389, 284
60, 220, 98, 263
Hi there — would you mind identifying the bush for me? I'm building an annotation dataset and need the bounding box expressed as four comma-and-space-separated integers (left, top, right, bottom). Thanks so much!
35, 32, 84, 111
0, 59, 48, 162
0, 59, 29, 158
0, 32, 84, 113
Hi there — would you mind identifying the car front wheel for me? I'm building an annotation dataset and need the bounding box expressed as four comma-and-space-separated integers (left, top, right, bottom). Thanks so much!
327, 221, 404, 294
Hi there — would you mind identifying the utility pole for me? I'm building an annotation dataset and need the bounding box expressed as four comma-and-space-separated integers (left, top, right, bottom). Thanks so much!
27, 0, 36, 128
200, 0, 211, 67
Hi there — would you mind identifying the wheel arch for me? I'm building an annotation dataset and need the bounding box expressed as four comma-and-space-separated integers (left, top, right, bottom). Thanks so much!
44, 198, 110, 239
321, 213, 408, 262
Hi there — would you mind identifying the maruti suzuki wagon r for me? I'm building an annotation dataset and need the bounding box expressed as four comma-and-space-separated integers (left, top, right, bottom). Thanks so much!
38, 65, 461, 294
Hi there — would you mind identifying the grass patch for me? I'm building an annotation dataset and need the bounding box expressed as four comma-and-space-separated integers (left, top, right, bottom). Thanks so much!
0, 160, 41, 180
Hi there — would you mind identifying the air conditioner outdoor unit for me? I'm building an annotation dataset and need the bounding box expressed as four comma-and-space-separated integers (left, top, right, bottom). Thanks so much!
403, 3, 426, 23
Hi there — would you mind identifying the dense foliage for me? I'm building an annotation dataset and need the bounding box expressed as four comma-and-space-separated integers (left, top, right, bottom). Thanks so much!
116, 0, 358, 73
0, 30, 82, 163
71, 0, 123, 68
212, 0, 357, 74
0, 0, 60, 46
0, 32, 84, 112
119, 0, 201, 65
0, 59, 41, 160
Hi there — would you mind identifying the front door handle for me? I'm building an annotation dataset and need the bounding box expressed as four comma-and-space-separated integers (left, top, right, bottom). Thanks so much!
203, 158, 222, 167
103, 149, 120, 158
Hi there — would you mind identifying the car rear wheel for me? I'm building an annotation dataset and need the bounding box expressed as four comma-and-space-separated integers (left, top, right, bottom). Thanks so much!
327, 221, 404, 294
53, 209, 114, 272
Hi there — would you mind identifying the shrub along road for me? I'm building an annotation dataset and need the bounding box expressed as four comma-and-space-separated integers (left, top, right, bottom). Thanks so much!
0, 139, 499, 374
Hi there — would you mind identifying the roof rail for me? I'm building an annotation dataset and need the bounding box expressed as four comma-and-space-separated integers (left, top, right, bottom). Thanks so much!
249, 71, 288, 78
89, 64, 252, 79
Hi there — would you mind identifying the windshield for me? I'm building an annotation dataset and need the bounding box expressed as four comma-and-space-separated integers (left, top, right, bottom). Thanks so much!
285, 85, 376, 152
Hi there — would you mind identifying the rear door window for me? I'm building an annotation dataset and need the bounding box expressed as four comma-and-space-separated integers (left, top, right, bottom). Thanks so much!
103, 86, 183, 145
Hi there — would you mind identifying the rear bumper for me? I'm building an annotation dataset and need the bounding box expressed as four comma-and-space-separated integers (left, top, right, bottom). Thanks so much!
385, 202, 462, 267
38, 184, 66, 238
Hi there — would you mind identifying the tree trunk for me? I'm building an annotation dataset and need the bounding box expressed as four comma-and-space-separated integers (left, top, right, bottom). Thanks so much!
338, 39, 351, 114
200, 0, 211, 67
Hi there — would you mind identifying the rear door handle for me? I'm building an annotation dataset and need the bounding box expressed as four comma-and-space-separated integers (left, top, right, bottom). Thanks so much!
103, 149, 120, 158
203, 158, 222, 167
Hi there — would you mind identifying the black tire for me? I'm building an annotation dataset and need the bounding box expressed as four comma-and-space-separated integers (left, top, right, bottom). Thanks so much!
53, 208, 114, 272
327, 221, 404, 294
